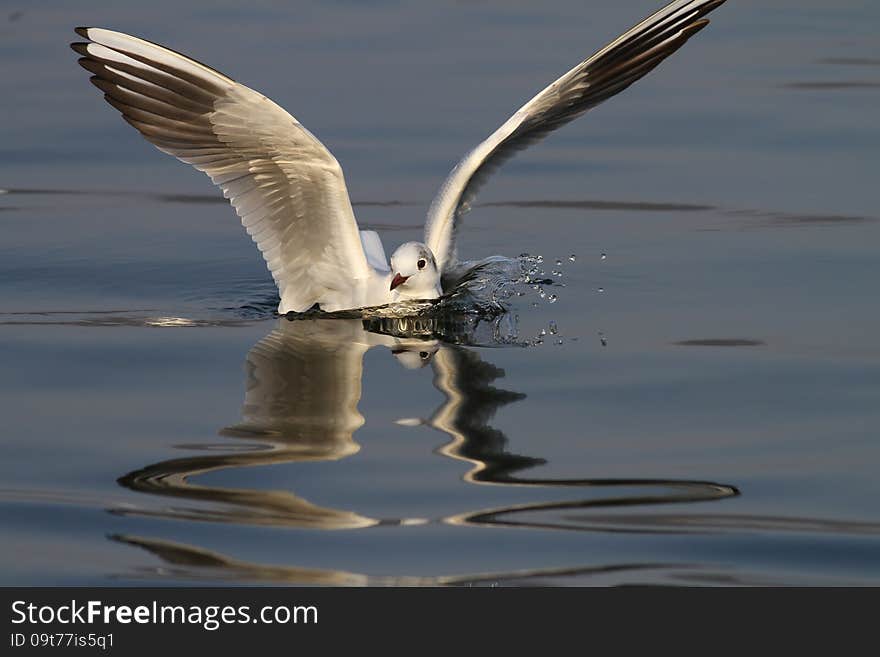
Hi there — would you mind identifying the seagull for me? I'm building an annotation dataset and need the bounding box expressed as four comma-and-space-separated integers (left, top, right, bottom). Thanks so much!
72, 0, 726, 314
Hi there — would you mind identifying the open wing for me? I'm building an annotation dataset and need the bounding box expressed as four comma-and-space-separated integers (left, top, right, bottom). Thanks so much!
72, 28, 371, 313
424, 0, 726, 273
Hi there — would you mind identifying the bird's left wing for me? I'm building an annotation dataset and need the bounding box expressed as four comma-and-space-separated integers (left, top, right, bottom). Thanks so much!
424, 0, 726, 274
72, 28, 372, 313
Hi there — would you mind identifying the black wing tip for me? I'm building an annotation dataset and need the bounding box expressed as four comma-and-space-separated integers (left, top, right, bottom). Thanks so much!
74, 26, 91, 39
70, 42, 89, 56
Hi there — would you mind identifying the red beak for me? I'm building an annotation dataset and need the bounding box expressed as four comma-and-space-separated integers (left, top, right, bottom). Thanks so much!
390, 273, 409, 291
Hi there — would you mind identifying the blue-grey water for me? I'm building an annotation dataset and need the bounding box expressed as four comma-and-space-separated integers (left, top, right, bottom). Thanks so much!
2, 0, 879, 585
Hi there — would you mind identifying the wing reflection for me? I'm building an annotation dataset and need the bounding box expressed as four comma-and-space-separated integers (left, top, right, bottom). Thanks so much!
422, 341, 739, 531
429, 345, 541, 482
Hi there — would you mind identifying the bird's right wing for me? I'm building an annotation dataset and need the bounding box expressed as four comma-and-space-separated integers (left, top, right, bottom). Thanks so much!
424, 0, 726, 274
72, 28, 372, 313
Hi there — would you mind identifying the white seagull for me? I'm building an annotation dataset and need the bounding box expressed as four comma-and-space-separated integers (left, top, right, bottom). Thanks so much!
72, 0, 726, 314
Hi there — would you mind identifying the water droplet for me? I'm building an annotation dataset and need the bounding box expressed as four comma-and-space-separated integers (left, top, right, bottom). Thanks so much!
569, 254, 577, 262
597, 287, 604, 293
531, 302, 539, 308
555, 339, 564, 346
535, 255, 544, 263
600, 253, 607, 260
548, 294, 558, 303
539, 290, 546, 299
599, 331, 607, 347
549, 321, 558, 335
551, 270, 562, 277
555, 259, 562, 266
538, 328, 547, 336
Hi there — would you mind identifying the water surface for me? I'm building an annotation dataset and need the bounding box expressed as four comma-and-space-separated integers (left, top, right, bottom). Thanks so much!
2, 0, 879, 586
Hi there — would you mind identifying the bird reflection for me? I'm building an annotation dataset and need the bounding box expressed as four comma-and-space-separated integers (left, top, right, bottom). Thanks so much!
114, 314, 740, 583
117, 315, 526, 529
117, 318, 440, 529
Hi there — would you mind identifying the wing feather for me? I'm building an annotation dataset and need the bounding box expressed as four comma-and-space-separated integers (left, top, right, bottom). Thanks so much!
72, 28, 371, 313
424, 0, 727, 273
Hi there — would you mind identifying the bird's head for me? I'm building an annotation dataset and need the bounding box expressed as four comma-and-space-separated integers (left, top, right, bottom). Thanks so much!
389, 241, 441, 300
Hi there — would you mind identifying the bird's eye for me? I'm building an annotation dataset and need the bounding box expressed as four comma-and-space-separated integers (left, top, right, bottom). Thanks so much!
419, 351, 429, 359
417, 259, 426, 270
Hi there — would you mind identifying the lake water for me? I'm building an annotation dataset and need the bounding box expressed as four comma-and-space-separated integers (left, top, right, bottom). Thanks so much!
2, 0, 879, 586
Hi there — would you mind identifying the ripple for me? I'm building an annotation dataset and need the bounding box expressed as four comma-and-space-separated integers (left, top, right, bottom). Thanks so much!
817, 57, 880, 67
6, 188, 874, 231
673, 339, 766, 347
482, 199, 715, 212
112, 534, 700, 586
0, 311, 265, 328
721, 208, 875, 227
782, 81, 880, 90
